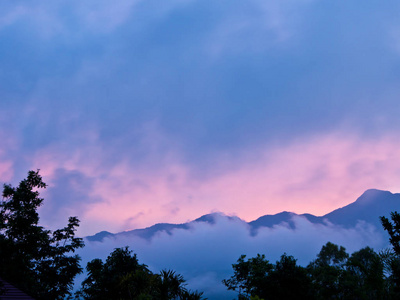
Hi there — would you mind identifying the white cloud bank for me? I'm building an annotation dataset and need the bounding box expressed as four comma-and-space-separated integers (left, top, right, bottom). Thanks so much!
78, 215, 387, 299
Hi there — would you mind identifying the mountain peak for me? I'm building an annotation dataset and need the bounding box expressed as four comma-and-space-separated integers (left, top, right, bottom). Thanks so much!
193, 212, 224, 224
86, 231, 114, 242
323, 189, 400, 228
355, 189, 394, 205
193, 212, 243, 225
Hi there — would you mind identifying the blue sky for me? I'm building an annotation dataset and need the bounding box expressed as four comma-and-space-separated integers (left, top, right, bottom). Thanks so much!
1, 0, 400, 235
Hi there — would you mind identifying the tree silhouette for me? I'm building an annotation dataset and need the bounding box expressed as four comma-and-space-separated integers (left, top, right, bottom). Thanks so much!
381, 212, 400, 256
79, 247, 150, 299
222, 254, 272, 299
307, 242, 348, 300
157, 269, 186, 300
0, 170, 84, 299
341, 247, 384, 299
262, 254, 313, 300
381, 212, 400, 297
78, 247, 205, 300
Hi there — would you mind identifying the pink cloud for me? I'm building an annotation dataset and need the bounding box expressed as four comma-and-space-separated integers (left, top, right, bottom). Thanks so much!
0, 160, 13, 183
204, 133, 400, 218
0, 130, 17, 183
31, 129, 400, 235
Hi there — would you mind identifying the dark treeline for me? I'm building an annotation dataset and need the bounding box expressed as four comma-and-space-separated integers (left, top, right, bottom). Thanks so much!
222, 213, 400, 300
1, 171, 400, 300
223, 241, 399, 300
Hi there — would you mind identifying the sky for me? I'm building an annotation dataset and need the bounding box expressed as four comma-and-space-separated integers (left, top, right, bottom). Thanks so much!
1, 0, 400, 236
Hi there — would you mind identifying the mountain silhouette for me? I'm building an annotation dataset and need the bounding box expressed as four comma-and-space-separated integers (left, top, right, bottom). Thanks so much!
323, 189, 399, 228
86, 189, 400, 242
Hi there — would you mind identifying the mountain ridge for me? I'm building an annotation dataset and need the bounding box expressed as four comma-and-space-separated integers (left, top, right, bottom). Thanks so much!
86, 189, 400, 242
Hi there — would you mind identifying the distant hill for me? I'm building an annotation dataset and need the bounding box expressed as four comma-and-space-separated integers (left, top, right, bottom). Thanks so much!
323, 189, 400, 228
86, 189, 400, 242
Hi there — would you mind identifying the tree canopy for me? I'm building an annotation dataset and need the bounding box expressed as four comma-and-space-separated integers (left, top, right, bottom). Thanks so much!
77, 246, 206, 300
223, 241, 400, 300
223, 253, 312, 300
0, 170, 84, 299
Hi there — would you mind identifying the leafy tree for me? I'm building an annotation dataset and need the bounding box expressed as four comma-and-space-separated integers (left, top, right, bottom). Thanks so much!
79, 247, 150, 299
341, 247, 385, 299
224, 253, 313, 300
222, 254, 273, 299
307, 242, 349, 300
180, 290, 206, 300
379, 248, 400, 298
78, 247, 205, 300
381, 212, 400, 297
0, 170, 84, 299
224, 233, 400, 300
156, 269, 186, 300
381, 212, 400, 255
261, 254, 313, 300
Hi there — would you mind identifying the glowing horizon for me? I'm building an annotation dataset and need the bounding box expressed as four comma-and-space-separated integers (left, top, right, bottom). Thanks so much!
20, 130, 400, 236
